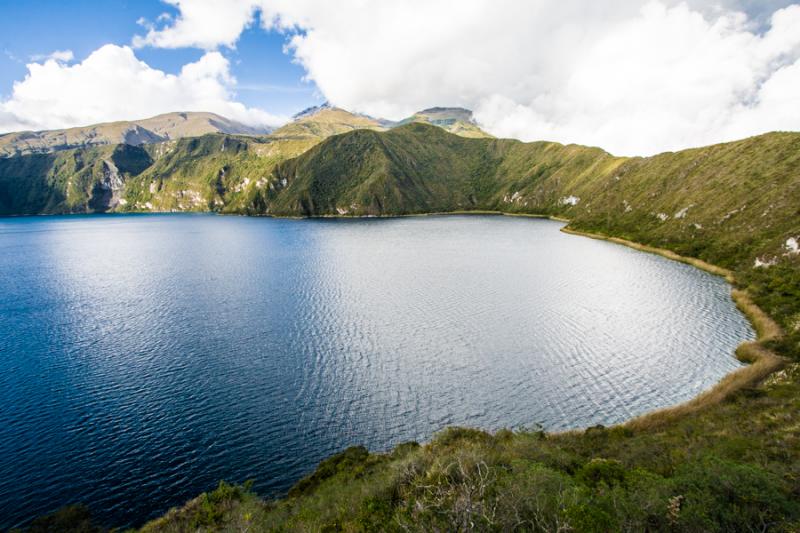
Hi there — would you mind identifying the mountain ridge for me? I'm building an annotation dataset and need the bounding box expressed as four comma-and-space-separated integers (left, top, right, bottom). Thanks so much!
0, 111, 272, 157
0, 105, 494, 157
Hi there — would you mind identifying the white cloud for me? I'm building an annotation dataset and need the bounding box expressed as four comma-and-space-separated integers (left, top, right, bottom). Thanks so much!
471, 2, 800, 154
29, 50, 74, 63
0, 45, 285, 133
136, 0, 800, 155
133, 0, 257, 50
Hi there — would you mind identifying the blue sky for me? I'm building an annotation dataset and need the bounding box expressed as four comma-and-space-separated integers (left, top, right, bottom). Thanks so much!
0, 0, 798, 156
0, 0, 320, 117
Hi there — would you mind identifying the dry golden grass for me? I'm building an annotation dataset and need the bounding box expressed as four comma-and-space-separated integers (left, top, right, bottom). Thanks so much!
731, 288, 783, 342
560, 225, 786, 431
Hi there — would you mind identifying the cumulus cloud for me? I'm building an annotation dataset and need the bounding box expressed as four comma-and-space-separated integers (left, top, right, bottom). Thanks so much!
136, 0, 800, 155
133, 0, 258, 50
0, 45, 285, 133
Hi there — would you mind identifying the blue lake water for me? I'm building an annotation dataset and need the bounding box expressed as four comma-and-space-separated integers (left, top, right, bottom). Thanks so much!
0, 214, 752, 528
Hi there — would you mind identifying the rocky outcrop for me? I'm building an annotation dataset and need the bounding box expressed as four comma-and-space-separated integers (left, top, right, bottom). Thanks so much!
88, 159, 125, 212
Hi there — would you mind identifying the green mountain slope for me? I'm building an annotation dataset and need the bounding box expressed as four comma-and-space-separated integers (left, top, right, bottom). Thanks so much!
0, 108, 366, 216
560, 132, 800, 270
0, 111, 489, 217
266, 124, 800, 271
3, 122, 798, 272
268, 124, 606, 216
268, 124, 506, 215
2, 120, 798, 283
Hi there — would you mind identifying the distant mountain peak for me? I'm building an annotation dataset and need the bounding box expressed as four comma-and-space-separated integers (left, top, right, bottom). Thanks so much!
414, 107, 478, 125
393, 106, 490, 138
418, 106, 474, 115
292, 102, 334, 120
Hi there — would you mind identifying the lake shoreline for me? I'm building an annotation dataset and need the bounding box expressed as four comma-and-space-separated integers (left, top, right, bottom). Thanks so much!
557, 225, 785, 431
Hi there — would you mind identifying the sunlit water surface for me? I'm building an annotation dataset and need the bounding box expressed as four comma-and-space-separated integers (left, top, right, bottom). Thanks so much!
0, 214, 752, 528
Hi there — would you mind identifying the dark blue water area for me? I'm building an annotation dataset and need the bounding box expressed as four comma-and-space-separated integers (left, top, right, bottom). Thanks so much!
0, 214, 753, 528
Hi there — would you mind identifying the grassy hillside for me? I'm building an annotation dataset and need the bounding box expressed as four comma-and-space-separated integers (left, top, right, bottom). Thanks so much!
268, 125, 508, 215
268, 124, 614, 217
561, 132, 800, 271
6, 123, 800, 531
0, 133, 314, 216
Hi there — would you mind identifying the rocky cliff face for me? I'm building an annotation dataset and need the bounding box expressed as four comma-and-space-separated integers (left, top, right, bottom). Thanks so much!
88, 159, 125, 211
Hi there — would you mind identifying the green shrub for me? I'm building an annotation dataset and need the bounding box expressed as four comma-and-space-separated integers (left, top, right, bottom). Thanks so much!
673, 455, 799, 532
188, 481, 244, 529
565, 500, 616, 533
431, 426, 493, 448
288, 445, 371, 497
576, 458, 627, 488
492, 461, 577, 531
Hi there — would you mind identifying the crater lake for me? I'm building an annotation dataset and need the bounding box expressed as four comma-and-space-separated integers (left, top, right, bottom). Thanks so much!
0, 214, 753, 528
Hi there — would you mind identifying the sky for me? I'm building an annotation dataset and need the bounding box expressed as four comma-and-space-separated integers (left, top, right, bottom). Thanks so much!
0, 0, 799, 155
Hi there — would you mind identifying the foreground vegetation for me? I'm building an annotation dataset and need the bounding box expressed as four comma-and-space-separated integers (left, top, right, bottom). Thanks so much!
5, 117, 800, 531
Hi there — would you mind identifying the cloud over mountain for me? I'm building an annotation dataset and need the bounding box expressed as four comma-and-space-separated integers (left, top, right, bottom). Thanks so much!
135, 0, 800, 155
0, 44, 284, 133
2, 1, 799, 155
